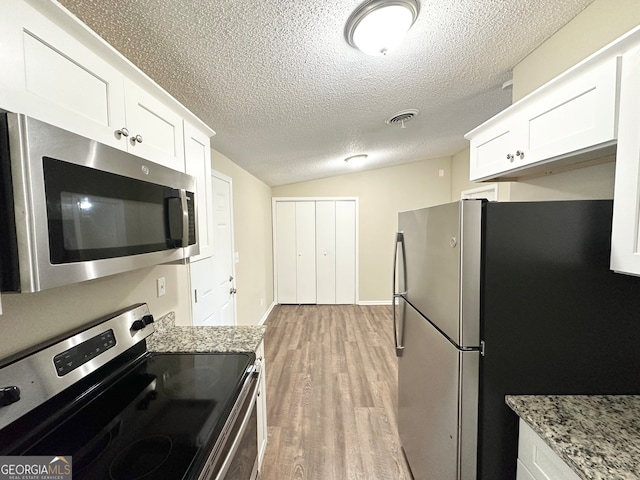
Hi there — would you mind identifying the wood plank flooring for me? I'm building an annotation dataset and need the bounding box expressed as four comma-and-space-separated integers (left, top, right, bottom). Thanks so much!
260, 304, 413, 480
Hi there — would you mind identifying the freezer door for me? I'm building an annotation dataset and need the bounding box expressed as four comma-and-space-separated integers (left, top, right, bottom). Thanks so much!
398, 200, 482, 347
398, 299, 479, 479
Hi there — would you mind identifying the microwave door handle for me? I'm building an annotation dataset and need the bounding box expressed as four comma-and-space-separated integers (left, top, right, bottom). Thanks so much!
179, 189, 189, 247
393, 232, 406, 356
166, 190, 184, 248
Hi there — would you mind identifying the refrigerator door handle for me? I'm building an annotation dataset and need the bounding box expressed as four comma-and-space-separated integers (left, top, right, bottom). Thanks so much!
393, 232, 406, 356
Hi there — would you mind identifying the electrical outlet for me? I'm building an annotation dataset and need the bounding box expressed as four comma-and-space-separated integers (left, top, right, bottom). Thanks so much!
157, 277, 166, 297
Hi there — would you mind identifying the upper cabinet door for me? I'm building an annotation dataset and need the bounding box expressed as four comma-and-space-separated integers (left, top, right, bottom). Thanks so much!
521, 56, 620, 166
123, 79, 185, 171
467, 55, 621, 182
468, 117, 522, 181
611, 46, 640, 276
184, 121, 213, 260
1, 1, 127, 150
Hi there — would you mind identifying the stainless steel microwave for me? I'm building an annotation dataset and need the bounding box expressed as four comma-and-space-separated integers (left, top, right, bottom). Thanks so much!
0, 112, 198, 293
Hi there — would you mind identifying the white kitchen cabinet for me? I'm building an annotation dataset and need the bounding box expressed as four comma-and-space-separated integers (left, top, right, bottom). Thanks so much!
0, 0, 128, 151
256, 339, 268, 472
123, 79, 185, 171
467, 55, 620, 182
0, 0, 212, 172
517, 420, 581, 480
611, 45, 640, 276
184, 121, 214, 260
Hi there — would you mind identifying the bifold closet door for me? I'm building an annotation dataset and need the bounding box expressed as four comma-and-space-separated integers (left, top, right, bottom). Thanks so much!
335, 200, 356, 304
295, 201, 317, 304
316, 201, 336, 304
275, 201, 316, 304
275, 202, 297, 304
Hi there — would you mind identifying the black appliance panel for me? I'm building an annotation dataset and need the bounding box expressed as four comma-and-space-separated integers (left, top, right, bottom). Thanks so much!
12, 352, 254, 480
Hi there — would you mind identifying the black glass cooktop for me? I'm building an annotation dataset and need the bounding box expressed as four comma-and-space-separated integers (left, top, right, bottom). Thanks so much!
16, 352, 254, 480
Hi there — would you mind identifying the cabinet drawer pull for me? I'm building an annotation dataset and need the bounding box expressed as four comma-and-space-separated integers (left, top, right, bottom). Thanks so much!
132, 134, 143, 144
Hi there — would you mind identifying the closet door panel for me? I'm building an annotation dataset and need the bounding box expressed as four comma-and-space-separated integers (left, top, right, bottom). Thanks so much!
295, 202, 317, 304
316, 201, 336, 304
336, 200, 356, 304
276, 202, 297, 304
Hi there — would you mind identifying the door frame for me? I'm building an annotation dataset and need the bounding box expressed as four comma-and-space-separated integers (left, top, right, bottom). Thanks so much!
271, 197, 360, 305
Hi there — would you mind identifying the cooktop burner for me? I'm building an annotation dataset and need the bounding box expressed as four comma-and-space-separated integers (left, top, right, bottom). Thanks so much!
9, 352, 253, 480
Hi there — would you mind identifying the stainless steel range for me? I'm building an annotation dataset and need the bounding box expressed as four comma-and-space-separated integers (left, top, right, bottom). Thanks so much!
0, 304, 260, 480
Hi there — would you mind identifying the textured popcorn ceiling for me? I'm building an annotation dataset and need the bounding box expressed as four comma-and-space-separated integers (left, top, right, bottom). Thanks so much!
58, 0, 595, 186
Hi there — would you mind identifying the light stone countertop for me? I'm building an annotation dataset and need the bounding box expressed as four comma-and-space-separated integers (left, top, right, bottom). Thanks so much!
506, 395, 640, 480
146, 311, 266, 354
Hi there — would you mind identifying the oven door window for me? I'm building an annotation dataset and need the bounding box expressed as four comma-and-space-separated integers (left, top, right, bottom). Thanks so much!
43, 157, 181, 263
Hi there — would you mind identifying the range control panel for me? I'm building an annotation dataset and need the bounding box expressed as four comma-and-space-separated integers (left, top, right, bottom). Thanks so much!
53, 330, 116, 376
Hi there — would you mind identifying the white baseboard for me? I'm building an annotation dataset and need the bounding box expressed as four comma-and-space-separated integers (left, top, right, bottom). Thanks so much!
258, 302, 277, 325
358, 300, 393, 306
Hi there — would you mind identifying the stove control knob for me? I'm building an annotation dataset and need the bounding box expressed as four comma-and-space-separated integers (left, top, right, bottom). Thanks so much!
0, 386, 20, 407
142, 314, 154, 326
131, 320, 146, 331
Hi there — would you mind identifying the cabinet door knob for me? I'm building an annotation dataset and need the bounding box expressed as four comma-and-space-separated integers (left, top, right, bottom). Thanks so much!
516, 150, 525, 159
506, 153, 514, 161
115, 127, 130, 138
131, 134, 144, 144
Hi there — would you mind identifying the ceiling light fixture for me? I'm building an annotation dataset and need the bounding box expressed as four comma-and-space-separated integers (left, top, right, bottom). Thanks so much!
344, 154, 368, 167
345, 0, 419, 56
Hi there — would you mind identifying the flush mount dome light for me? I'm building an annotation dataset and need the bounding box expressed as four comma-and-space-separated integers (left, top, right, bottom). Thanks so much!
344, 154, 368, 167
345, 0, 419, 56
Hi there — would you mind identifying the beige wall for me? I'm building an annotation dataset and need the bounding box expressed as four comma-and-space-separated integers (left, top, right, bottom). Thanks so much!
272, 158, 452, 303
210, 149, 274, 325
513, 0, 640, 101
0, 262, 191, 361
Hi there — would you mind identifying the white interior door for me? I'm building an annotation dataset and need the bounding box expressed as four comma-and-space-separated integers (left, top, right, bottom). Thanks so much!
295, 202, 316, 304
276, 202, 297, 304
316, 201, 336, 304
335, 200, 356, 304
210, 172, 236, 325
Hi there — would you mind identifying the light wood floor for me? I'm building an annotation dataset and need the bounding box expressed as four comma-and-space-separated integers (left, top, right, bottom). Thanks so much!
260, 304, 413, 480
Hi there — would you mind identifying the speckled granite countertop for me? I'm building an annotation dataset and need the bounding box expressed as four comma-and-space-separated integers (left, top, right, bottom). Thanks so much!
506, 395, 640, 480
146, 311, 266, 354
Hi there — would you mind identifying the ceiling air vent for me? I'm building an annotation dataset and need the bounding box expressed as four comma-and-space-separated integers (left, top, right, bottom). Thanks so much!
385, 109, 419, 127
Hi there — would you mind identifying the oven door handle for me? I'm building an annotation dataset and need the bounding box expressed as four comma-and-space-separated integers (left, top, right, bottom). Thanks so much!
213, 366, 261, 480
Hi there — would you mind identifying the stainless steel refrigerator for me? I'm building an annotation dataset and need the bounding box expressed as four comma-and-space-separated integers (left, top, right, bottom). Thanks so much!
393, 199, 640, 480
